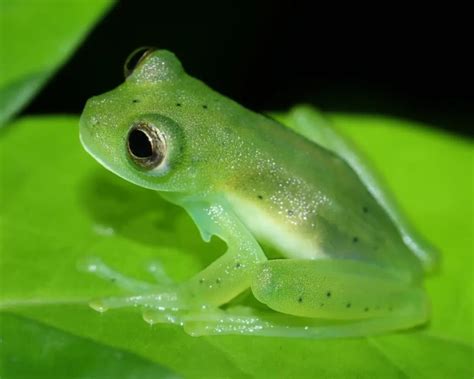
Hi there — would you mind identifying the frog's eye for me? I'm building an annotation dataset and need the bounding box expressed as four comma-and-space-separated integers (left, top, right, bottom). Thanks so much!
124, 47, 156, 78
127, 122, 166, 170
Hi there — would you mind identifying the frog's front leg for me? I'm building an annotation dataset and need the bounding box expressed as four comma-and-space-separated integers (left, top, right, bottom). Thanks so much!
85, 201, 267, 312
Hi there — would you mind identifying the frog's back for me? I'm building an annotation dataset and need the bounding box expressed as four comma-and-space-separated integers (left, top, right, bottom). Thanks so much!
221, 111, 423, 276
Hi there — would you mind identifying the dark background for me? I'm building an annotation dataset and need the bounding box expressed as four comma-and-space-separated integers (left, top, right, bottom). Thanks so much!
23, 1, 472, 136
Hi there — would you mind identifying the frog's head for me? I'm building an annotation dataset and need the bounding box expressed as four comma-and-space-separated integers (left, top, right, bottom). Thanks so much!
80, 48, 230, 193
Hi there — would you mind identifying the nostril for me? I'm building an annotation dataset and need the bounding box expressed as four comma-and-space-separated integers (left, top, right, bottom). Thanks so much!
91, 116, 100, 126
81, 97, 104, 129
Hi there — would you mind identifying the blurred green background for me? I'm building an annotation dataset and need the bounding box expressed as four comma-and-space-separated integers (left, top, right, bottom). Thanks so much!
0, 1, 472, 378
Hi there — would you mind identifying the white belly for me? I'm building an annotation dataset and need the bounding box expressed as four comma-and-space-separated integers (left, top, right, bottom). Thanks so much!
226, 193, 327, 260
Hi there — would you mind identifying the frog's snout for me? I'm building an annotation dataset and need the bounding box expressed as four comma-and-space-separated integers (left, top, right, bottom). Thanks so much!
80, 96, 99, 127
79, 96, 105, 156
79, 99, 93, 146
79, 94, 132, 179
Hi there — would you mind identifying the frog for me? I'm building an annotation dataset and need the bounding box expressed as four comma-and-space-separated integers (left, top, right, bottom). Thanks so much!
79, 47, 439, 338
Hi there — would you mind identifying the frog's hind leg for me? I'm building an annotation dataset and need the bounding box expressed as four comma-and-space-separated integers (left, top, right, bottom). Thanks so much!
147, 259, 428, 338
245, 259, 429, 337
274, 105, 439, 273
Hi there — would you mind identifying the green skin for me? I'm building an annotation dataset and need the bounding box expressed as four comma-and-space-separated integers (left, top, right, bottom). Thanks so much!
79, 49, 439, 338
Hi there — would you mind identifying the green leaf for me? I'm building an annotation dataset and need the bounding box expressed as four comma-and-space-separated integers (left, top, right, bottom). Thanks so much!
0, 115, 472, 378
0, 0, 114, 126
0, 313, 180, 379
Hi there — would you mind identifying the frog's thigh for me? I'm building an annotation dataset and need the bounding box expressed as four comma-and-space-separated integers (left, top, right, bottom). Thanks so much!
251, 259, 428, 323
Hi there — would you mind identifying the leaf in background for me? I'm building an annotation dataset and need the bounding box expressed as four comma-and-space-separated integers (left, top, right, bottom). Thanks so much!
0, 115, 472, 378
0, 313, 180, 379
0, 0, 114, 126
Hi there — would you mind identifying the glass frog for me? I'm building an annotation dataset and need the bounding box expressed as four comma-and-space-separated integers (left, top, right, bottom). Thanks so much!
79, 47, 439, 338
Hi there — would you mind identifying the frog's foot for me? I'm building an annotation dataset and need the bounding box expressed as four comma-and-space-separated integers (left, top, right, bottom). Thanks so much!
79, 256, 173, 290
90, 292, 183, 313
142, 305, 426, 338
190, 308, 427, 338
147, 260, 173, 285
79, 257, 182, 312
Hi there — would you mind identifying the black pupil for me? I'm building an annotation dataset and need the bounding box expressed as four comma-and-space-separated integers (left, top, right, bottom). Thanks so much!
128, 129, 153, 158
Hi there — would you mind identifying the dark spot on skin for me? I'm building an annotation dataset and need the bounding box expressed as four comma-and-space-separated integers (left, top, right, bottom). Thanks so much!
199, 278, 204, 284
363, 206, 369, 213
320, 303, 324, 307
235, 262, 241, 268
326, 291, 331, 298
202, 105, 208, 109
389, 306, 393, 312
110, 278, 116, 282
257, 195, 263, 200
298, 296, 303, 303
364, 307, 369, 312
287, 210, 294, 216
132, 99, 140, 103
353, 237, 359, 243
346, 303, 351, 308
176, 103, 181, 107
216, 278, 221, 284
